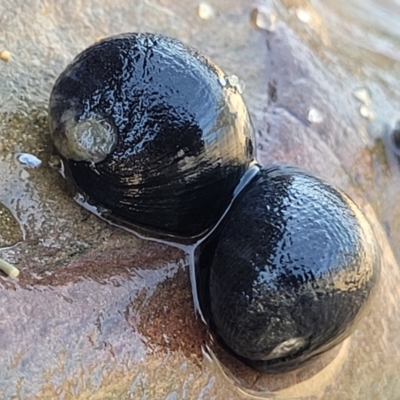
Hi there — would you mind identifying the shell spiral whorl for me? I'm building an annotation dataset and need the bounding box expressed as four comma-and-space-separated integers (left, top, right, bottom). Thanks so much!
49, 33, 381, 374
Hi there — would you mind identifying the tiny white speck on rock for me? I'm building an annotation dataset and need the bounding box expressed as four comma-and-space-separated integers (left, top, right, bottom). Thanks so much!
307, 108, 323, 124
353, 88, 371, 106
296, 8, 312, 24
0, 50, 11, 62
197, 3, 214, 20
251, 7, 276, 31
360, 105, 374, 120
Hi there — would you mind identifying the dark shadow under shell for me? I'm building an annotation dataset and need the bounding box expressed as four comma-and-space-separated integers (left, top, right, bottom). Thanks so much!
195, 164, 380, 373
49, 33, 254, 239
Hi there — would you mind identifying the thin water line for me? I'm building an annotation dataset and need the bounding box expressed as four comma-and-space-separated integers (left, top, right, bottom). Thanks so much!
73, 163, 261, 322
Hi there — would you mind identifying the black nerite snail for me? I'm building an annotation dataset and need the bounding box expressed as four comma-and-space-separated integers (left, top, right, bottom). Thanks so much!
49, 33, 254, 240
195, 164, 380, 372
49, 33, 380, 373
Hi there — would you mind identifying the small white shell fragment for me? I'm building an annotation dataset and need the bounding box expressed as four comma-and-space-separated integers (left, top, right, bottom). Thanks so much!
353, 88, 371, 106
227, 75, 240, 87
296, 8, 312, 24
197, 3, 214, 20
0, 258, 20, 278
220, 75, 246, 94
218, 76, 227, 87
360, 105, 374, 120
252, 7, 276, 31
17, 153, 42, 168
307, 107, 323, 124
236, 80, 245, 94
48, 154, 62, 170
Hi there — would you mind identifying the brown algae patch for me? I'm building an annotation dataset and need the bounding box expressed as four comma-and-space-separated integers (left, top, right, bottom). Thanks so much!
136, 267, 208, 363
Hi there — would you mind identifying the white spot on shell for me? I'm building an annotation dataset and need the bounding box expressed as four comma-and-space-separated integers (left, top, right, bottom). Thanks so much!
263, 337, 307, 360
227, 75, 239, 87
220, 74, 246, 94
218, 76, 227, 87
236, 80, 245, 94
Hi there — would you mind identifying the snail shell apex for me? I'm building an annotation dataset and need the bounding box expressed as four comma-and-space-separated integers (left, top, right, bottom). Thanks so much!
49, 33, 254, 239
195, 164, 380, 372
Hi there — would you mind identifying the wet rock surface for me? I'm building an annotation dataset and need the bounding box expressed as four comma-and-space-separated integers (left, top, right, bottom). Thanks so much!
1, 0, 400, 399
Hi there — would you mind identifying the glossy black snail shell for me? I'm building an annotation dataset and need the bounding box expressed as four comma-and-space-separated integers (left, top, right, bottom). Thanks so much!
195, 165, 380, 372
49, 33, 254, 239
49, 33, 380, 374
